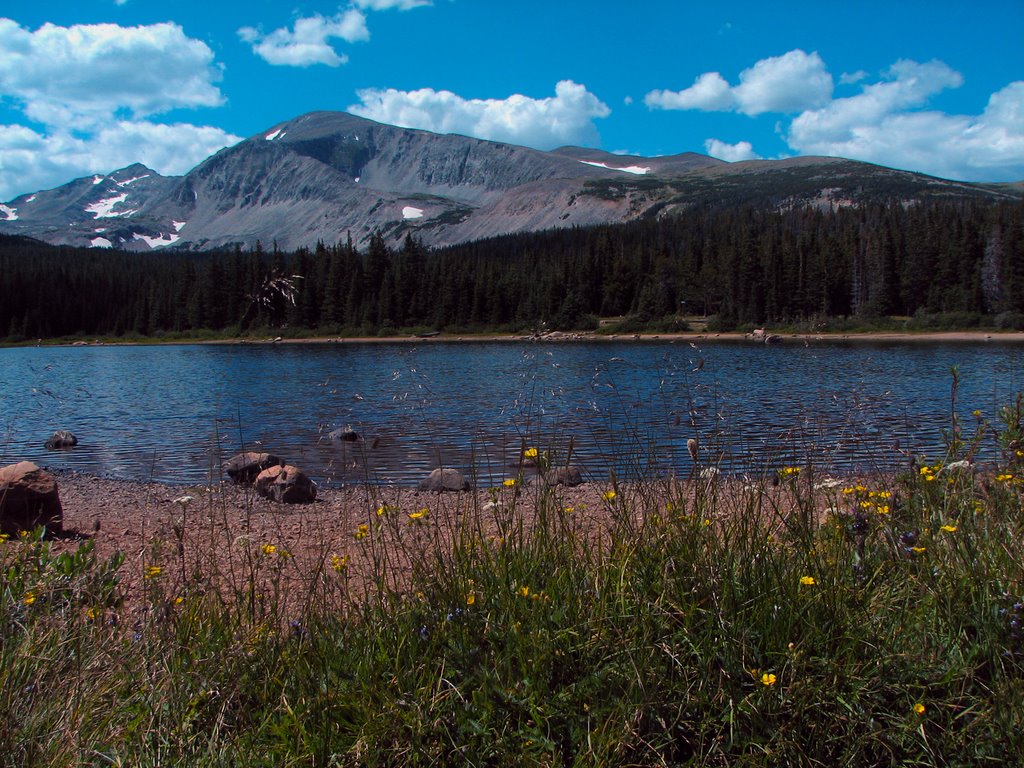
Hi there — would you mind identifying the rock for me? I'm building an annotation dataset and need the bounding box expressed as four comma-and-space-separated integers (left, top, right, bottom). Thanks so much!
327, 427, 360, 442
45, 430, 78, 449
418, 468, 471, 492
543, 466, 584, 487
224, 452, 283, 484
0, 461, 63, 535
254, 465, 317, 504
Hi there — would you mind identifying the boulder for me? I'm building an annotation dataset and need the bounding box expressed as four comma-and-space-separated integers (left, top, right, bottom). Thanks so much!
327, 427, 360, 442
224, 452, 283, 484
254, 465, 317, 504
542, 466, 585, 487
418, 468, 471, 492
0, 461, 63, 535
45, 430, 78, 449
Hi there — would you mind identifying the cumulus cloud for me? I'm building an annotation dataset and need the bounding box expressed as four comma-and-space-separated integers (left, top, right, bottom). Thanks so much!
349, 80, 612, 148
0, 18, 224, 126
788, 72, 1024, 181
239, 9, 369, 67
0, 121, 241, 201
353, 0, 431, 9
704, 138, 762, 162
645, 49, 833, 115
0, 18, 238, 201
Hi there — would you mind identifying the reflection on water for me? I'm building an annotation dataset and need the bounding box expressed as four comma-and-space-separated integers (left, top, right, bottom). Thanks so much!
1, 340, 1021, 486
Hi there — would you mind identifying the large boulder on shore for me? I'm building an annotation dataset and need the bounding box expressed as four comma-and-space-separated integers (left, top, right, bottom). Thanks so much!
0, 461, 63, 535
544, 466, 585, 487
254, 465, 317, 504
418, 468, 471, 492
224, 452, 283, 484
45, 430, 78, 450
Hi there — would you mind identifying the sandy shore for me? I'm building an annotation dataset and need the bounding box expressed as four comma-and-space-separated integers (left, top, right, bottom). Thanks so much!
13, 329, 1024, 349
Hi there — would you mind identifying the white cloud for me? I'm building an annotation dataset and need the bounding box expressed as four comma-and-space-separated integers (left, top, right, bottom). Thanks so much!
349, 80, 611, 148
0, 121, 241, 201
239, 10, 369, 67
788, 75, 1024, 181
645, 50, 832, 116
0, 18, 224, 126
704, 138, 762, 162
839, 70, 868, 86
353, 0, 431, 9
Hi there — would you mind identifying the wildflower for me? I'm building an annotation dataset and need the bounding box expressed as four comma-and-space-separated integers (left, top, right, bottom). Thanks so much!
466, 591, 476, 606
703, 518, 712, 527
408, 508, 429, 521
842, 487, 856, 495
330, 554, 349, 573
23, 591, 36, 605
602, 490, 617, 501
144, 565, 162, 580
87, 606, 101, 620
563, 506, 575, 514
995, 473, 1015, 482
972, 410, 982, 418
876, 505, 890, 515
261, 543, 277, 556
940, 524, 957, 533
914, 703, 926, 715
0, 533, 9, 541
761, 673, 777, 686
523, 447, 538, 459
503, 478, 517, 487
354, 524, 369, 541
517, 585, 530, 598
800, 576, 816, 586
174, 596, 185, 605
911, 546, 926, 554
780, 466, 801, 476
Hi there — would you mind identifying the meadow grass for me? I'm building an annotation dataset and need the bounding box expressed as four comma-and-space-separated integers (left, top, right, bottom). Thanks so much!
2, 400, 1023, 766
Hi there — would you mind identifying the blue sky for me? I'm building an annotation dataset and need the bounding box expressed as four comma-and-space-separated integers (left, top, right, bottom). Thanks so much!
1, 0, 1022, 201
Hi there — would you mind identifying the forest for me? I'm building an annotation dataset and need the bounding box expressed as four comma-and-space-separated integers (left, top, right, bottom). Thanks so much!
2, 199, 1023, 341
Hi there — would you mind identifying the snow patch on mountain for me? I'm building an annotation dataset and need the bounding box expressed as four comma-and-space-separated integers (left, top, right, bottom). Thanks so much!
265, 129, 285, 141
92, 176, 105, 185
579, 160, 650, 175
0, 204, 17, 221
133, 232, 180, 248
172, 221, 186, 232
117, 175, 150, 187
402, 206, 424, 220
90, 237, 112, 248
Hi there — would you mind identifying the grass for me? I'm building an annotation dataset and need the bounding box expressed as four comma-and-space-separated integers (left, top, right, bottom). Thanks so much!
2, 402, 1024, 766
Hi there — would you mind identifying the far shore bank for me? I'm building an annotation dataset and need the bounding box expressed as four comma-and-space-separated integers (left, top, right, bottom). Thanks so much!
8, 329, 1024, 349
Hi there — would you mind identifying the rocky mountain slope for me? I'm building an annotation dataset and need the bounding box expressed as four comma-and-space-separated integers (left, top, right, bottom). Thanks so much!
1, 111, 1020, 253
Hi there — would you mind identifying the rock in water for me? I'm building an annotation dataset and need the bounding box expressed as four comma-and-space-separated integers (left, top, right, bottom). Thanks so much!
0, 461, 63, 535
224, 452, 283, 484
254, 465, 317, 504
327, 427, 359, 442
418, 468, 471, 492
45, 430, 78, 449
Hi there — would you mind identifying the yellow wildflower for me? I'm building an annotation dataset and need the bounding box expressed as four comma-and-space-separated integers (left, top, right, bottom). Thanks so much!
261, 543, 277, 556
972, 410, 982, 418
87, 606, 101, 620
876, 505, 890, 515
523, 447, 538, 459
23, 591, 36, 605
911, 546, 926, 554
761, 673, 777, 686
354, 524, 369, 541
780, 466, 801, 476
602, 490, 617, 501
940, 524, 957, 533
408, 508, 429, 521
563, 506, 575, 514
144, 565, 162, 579
503, 478, 517, 487
174, 596, 185, 605
995, 473, 1015, 482
800, 576, 816, 586
466, 591, 476, 606
914, 703, 926, 715
517, 585, 530, 598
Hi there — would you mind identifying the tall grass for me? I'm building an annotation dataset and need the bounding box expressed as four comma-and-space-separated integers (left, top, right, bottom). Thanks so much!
2, 399, 1023, 766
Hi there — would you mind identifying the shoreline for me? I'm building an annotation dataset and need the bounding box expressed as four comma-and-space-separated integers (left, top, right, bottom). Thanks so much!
8, 329, 1024, 349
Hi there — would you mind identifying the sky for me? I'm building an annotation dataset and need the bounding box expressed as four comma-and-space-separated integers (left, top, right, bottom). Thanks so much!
1, 1, 1022, 201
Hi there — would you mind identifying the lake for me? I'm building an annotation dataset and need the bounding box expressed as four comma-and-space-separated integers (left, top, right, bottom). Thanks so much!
2, 340, 1022, 487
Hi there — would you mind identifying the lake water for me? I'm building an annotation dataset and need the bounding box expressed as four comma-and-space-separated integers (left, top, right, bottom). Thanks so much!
2, 340, 1022, 487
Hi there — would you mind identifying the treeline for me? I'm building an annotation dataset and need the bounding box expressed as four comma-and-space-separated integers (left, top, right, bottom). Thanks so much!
2, 199, 1023, 340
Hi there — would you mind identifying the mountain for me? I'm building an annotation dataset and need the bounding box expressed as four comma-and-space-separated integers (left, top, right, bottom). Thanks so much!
1, 111, 1020, 253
